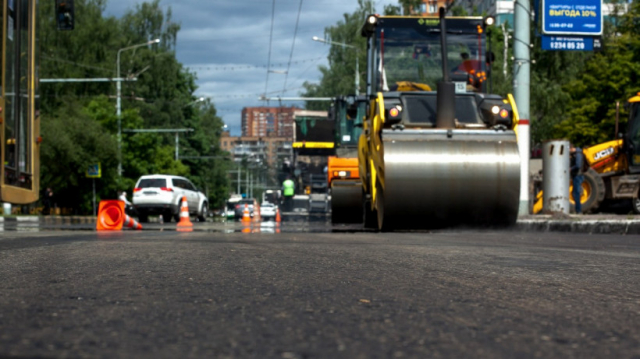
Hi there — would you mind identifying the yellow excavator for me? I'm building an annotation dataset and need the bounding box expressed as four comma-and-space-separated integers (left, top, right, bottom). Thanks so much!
533, 93, 640, 214
357, 9, 521, 230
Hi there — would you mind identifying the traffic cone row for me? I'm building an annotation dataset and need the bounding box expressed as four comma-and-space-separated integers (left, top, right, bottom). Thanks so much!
177, 196, 193, 231
242, 204, 251, 223
253, 204, 261, 223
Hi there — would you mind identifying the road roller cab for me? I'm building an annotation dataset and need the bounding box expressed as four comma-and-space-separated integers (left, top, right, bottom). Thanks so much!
357, 10, 521, 230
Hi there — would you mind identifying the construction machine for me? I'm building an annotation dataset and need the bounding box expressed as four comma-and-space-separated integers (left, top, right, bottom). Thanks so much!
533, 93, 640, 214
290, 110, 334, 217
358, 9, 521, 230
327, 95, 367, 223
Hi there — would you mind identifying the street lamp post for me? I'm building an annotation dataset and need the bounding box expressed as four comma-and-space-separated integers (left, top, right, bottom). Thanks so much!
116, 38, 160, 177
312, 36, 359, 94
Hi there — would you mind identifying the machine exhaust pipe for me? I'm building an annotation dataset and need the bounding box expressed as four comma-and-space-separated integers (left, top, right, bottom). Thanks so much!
435, 7, 456, 129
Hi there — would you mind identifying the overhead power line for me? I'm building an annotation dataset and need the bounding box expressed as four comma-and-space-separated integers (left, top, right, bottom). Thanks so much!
186, 57, 324, 72
263, 0, 277, 98
282, 0, 304, 95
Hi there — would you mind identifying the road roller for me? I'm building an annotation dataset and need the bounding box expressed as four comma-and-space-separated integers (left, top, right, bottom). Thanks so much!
358, 9, 521, 230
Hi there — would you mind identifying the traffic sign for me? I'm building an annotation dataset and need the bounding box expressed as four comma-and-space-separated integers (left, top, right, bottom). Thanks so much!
86, 163, 101, 178
542, 0, 602, 35
541, 36, 602, 51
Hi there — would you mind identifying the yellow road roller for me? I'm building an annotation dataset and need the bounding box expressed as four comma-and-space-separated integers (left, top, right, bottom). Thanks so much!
358, 9, 521, 230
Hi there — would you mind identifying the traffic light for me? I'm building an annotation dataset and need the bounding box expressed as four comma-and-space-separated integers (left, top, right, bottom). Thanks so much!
55, 0, 74, 31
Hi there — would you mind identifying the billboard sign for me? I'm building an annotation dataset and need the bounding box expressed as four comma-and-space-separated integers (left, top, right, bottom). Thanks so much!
541, 35, 602, 51
542, 0, 602, 35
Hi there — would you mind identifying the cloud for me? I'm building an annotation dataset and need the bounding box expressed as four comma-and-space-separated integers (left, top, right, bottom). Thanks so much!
105, 0, 399, 135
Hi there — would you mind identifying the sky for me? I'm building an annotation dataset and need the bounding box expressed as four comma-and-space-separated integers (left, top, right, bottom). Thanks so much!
105, 0, 399, 136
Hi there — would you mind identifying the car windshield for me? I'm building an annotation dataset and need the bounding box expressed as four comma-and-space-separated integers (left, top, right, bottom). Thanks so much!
137, 178, 167, 188
372, 17, 487, 93
240, 199, 255, 204
262, 203, 275, 208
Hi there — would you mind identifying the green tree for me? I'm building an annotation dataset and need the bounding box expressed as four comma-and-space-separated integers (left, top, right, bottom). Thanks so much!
301, 0, 385, 110
554, 0, 640, 147
37, 0, 228, 213
40, 100, 118, 213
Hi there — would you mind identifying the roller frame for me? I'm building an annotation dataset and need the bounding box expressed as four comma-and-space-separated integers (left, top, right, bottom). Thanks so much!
359, 93, 521, 230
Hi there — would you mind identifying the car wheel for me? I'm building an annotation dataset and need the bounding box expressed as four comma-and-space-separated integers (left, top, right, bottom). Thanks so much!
198, 203, 208, 222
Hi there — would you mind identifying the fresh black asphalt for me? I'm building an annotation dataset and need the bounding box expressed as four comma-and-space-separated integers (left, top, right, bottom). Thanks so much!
0, 228, 639, 358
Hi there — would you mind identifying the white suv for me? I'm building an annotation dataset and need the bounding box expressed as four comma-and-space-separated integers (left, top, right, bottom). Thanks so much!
132, 174, 208, 223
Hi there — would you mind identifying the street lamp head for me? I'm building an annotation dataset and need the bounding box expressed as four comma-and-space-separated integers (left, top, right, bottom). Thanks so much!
148, 38, 160, 45
312, 36, 320, 41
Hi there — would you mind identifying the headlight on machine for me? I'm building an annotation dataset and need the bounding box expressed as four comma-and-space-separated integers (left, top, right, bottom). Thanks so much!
478, 97, 513, 128
333, 170, 351, 178
385, 105, 403, 123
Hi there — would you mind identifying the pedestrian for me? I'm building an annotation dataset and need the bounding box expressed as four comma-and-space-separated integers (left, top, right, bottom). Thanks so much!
119, 191, 134, 215
282, 176, 295, 212
570, 146, 584, 214
43, 187, 53, 215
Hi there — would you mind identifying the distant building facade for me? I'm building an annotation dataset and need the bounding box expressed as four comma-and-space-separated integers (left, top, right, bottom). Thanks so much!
241, 106, 297, 138
220, 133, 292, 167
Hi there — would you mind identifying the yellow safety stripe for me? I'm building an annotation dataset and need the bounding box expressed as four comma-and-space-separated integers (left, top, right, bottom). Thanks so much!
507, 93, 520, 138
292, 142, 335, 149
370, 159, 377, 205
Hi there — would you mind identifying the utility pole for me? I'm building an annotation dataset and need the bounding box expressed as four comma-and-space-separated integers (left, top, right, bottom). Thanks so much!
237, 165, 241, 195
514, 0, 531, 216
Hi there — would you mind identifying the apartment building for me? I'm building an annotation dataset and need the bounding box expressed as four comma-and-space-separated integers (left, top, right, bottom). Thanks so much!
241, 106, 298, 138
219, 132, 293, 168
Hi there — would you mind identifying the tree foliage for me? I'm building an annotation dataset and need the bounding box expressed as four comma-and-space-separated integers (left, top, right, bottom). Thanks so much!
556, 0, 640, 147
37, 0, 228, 213
301, 0, 378, 110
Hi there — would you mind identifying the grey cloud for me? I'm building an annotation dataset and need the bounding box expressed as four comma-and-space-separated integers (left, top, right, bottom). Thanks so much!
106, 0, 398, 135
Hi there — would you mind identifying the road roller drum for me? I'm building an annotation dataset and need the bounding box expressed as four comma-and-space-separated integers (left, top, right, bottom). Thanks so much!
377, 129, 520, 229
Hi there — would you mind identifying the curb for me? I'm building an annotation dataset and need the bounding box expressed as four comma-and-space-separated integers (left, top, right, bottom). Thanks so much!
516, 219, 640, 235
0, 216, 96, 225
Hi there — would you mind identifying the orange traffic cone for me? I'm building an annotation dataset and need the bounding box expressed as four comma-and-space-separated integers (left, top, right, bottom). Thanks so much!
275, 207, 281, 224
123, 214, 142, 230
96, 200, 126, 231
253, 204, 261, 223
242, 204, 251, 223
177, 196, 193, 227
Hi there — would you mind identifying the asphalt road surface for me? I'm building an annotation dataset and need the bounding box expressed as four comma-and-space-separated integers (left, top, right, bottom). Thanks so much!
0, 225, 639, 358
